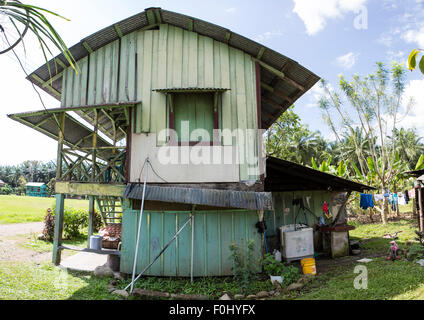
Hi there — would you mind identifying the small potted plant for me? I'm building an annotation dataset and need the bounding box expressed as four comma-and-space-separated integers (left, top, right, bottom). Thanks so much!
262, 253, 284, 284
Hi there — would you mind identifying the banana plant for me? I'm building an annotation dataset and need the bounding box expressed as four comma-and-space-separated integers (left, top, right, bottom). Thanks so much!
409, 49, 424, 75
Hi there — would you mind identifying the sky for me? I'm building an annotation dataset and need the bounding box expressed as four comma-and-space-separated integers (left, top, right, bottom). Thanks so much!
0, 0, 423, 165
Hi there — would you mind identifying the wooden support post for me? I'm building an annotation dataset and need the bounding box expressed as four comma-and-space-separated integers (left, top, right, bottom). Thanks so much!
419, 185, 424, 232
52, 193, 65, 265
56, 113, 66, 179
87, 196, 95, 248
92, 109, 99, 182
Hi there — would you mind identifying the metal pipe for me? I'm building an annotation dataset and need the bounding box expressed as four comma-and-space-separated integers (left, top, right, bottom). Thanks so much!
190, 206, 196, 284
125, 216, 192, 292
129, 158, 149, 294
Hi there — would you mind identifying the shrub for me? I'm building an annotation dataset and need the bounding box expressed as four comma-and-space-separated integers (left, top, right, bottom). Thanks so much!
0, 184, 13, 195
44, 205, 104, 241
229, 240, 258, 295
407, 243, 424, 261
262, 253, 300, 286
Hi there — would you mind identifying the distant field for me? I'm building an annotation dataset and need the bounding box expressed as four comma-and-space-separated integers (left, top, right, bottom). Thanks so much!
0, 195, 89, 224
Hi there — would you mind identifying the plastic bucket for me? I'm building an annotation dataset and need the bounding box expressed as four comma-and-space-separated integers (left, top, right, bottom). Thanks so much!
90, 235, 103, 251
301, 258, 316, 276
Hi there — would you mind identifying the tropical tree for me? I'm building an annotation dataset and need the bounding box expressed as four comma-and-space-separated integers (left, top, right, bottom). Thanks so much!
318, 62, 413, 224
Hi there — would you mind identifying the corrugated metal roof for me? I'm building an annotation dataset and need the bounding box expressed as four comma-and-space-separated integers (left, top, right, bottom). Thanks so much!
8, 110, 118, 161
27, 7, 320, 130
266, 157, 375, 192
123, 184, 273, 210
26, 183, 46, 187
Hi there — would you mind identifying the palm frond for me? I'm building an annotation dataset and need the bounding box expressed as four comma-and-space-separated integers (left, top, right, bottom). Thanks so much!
0, 1, 76, 76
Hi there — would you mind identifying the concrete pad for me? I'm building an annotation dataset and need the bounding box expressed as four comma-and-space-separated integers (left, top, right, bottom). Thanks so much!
60, 252, 108, 273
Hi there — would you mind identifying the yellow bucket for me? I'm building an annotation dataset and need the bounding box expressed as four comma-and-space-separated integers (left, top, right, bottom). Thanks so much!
301, 258, 317, 276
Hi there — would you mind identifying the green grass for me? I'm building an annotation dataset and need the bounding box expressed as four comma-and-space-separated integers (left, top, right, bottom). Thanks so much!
20, 234, 87, 253
277, 218, 424, 300
0, 261, 118, 300
0, 195, 89, 224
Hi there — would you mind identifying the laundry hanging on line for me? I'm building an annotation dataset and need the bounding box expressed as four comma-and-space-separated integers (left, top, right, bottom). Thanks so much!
374, 194, 384, 201
360, 193, 374, 210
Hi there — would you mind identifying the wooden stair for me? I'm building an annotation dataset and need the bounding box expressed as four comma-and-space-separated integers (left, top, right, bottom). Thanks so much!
95, 196, 123, 225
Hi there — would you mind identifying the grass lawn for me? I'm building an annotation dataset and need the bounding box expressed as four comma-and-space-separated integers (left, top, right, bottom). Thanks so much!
277, 217, 424, 300
0, 195, 89, 224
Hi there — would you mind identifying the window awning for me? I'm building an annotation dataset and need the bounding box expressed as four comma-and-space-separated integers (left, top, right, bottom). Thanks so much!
153, 88, 230, 93
123, 184, 273, 211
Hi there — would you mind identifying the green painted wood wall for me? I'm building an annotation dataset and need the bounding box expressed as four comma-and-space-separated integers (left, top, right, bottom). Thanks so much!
264, 191, 333, 237
60, 24, 260, 181
120, 207, 262, 277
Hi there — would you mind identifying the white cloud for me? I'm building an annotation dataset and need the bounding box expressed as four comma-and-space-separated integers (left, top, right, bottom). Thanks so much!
402, 25, 424, 48
225, 7, 237, 13
253, 30, 284, 43
292, 0, 368, 35
398, 79, 424, 137
335, 52, 359, 69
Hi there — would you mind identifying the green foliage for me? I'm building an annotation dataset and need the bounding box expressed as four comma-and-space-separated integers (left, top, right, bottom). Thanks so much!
0, 1, 76, 73
0, 184, 13, 195
262, 253, 285, 276
407, 243, 424, 261
50, 204, 103, 240
262, 253, 300, 286
229, 240, 258, 295
408, 49, 424, 75
281, 265, 300, 287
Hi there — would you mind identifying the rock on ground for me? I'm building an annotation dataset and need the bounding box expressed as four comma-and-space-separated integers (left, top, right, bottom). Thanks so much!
94, 265, 114, 278
246, 295, 257, 300
132, 288, 171, 299
256, 291, 269, 298
287, 283, 304, 291
234, 294, 245, 300
112, 290, 129, 298
220, 293, 232, 300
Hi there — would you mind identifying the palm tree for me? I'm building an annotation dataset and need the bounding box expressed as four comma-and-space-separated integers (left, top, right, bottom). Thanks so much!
0, 1, 75, 71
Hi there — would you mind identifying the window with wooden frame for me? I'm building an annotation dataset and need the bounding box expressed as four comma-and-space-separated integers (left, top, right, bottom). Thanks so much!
156, 89, 228, 146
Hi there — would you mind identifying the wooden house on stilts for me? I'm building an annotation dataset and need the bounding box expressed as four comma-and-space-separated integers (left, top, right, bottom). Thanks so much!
9, 8, 373, 278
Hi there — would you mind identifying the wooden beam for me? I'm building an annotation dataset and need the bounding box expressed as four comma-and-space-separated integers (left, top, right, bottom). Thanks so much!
261, 82, 294, 104
262, 96, 285, 110
30, 74, 61, 99
82, 41, 93, 54
146, 9, 156, 25
154, 8, 162, 24
257, 47, 266, 60
253, 58, 305, 92
114, 24, 123, 38
225, 32, 232, 44
188, 19, 194, 32
55, 58, 67, 69
55, 181, 126, 197
42, 71, 64, 88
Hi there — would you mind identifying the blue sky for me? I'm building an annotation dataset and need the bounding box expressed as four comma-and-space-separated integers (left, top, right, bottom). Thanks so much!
1, 0, 423, 164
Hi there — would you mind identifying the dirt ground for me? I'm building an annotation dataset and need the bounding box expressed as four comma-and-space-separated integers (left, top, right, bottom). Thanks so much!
0, 222, 51, 263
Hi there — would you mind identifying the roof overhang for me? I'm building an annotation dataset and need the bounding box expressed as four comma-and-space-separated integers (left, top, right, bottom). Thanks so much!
8, 102, 136, 161
265, 157, 375, 193
26, 7, 320, 131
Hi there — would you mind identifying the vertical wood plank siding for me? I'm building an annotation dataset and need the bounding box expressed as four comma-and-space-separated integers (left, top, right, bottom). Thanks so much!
120, 208, 262, 277
264, 191, 333, 237
60, 24, 259, 181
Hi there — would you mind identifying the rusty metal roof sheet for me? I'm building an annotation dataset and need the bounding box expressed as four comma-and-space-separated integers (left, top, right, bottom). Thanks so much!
123, 184, 273, 210
27, 7, 320, 130
266, 157, 375, 192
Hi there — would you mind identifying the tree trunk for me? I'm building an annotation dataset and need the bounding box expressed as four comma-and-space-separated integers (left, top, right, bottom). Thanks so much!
381, 198, 388, 225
